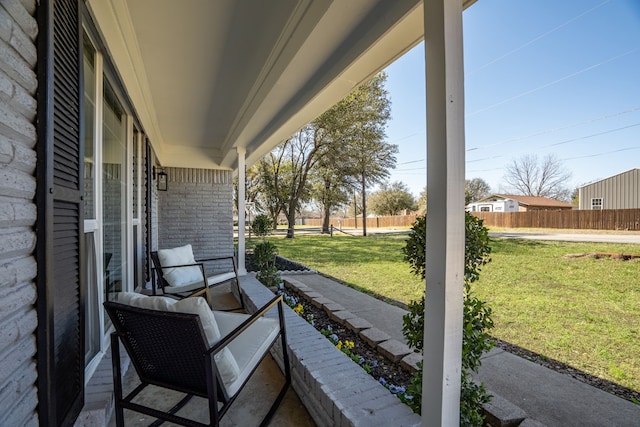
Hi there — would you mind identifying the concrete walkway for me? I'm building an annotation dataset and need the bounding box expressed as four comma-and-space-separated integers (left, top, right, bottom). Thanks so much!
283, 273, 640, 427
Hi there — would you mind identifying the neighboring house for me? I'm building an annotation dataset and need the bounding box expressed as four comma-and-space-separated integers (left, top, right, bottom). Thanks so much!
0, 1, 474, 426
467, 194, 574, 212
578, 168, 640, 210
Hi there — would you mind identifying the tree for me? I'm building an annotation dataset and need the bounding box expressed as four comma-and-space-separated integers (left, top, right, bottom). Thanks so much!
416, 187, 427, 215
465, 178, 491, 205
309, 157, 354, 233
270, 125, 328, 238
250, 72, 394, 237
239, 162, 281, 227
503, 154, 572, 201
341, 73, 396, 236
368, 181, 416, 216
310, 103, 359, 233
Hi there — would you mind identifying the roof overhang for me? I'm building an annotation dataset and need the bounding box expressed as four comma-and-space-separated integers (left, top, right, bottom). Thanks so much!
86, 0, 476, 170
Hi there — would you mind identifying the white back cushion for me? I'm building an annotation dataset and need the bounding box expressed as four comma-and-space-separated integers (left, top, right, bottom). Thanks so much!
157, 244, 203, 287
114, 292, 176, 311
114, 293, 239, 386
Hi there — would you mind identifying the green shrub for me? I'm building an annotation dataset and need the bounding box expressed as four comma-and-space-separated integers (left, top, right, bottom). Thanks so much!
249, 213, 281, 287
251, 214, 273, 239
402, 212, 493, 425
253, 240, 278, 269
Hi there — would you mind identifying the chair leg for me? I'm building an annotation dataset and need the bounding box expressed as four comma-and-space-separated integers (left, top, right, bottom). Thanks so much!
204, 285, 214, 309
110, 334, 125, 427
259, 300, 292, 427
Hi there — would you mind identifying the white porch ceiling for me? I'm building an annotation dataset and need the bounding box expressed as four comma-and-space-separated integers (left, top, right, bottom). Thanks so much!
87, 0, 475, 170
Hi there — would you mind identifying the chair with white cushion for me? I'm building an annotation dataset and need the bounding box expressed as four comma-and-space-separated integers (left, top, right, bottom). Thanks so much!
105, 292, 290, 427
150, 244, 244, 311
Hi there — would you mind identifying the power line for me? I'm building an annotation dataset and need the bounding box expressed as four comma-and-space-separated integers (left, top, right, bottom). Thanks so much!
467, 106, 640, 151
397, 159, 425, 165
544, 122, 640, 147
467, 48, 640, 118
561, 146, 640, 161
388, 132, 423, 145
394, 165, 427, 172
466, 167, 504, 173
467, 0, 611, 76
467, 155, 503, 163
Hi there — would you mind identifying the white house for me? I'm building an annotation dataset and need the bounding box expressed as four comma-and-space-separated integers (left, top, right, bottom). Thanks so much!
467, 194, 573, 212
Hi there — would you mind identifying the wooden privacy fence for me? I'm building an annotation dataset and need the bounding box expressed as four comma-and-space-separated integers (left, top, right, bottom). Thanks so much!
303, 214, 418, 229
471, 209, 640, 231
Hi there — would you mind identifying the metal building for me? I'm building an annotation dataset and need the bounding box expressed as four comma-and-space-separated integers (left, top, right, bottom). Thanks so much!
578, 168, 640, 210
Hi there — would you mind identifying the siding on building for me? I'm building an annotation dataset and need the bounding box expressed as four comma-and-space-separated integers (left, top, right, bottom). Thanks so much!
157, 168, 234, 264
0, 0, 40, 425
579, 169, 640, 210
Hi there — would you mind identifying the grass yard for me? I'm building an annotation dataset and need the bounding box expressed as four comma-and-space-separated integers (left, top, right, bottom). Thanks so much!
262, 233, 424, 305
474, 238, 640, 393
266, 233, 640, 393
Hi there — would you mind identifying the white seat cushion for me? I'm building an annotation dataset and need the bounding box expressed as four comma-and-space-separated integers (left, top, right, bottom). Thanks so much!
207, 271, 236, 286
162, 271, 236, 294
214, 311, 280, 397
157, 244, 203, 287
171, 298, 240, 386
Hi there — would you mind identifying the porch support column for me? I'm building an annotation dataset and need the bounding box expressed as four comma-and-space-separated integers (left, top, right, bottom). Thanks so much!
236, 147, 247, 276
422, 0, 466, 425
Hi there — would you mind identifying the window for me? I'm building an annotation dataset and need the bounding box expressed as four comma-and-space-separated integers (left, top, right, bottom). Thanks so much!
102, 78, 128, 312
480, 206, 491, 212
83, 34, 100, 365
82, 25, 146, 374
83, 38, 96, 220
591, 198, 603, 210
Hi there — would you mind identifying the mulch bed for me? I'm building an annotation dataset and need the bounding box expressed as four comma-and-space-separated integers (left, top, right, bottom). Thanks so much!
286, 288, 414, 389
245, 253, 312, 272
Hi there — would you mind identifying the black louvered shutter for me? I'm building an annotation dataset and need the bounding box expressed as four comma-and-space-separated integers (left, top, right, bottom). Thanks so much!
36, 1, 85, 426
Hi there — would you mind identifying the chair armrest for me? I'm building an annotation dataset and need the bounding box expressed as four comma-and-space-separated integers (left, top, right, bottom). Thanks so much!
207, 295, 283, 356
156, 261, 206, 269
196, 256, 235, 263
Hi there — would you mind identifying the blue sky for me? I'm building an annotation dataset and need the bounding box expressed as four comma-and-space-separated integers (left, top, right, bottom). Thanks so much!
384, 0, 640, 198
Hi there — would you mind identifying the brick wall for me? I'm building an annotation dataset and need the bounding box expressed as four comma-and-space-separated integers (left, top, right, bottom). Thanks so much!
157, 167, 234, 262
0, 1, 40, 426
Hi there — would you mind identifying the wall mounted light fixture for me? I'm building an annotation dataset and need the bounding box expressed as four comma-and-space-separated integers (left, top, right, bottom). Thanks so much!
153, 166, 168, 191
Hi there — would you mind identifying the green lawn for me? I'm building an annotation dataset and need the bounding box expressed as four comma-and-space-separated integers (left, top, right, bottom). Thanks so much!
262, 234, 424, 305
266, 233, 640, 393
474, 238, 640, 393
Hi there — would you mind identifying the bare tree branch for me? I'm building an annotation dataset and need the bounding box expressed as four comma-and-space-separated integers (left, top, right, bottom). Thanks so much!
504, 154, 572, 201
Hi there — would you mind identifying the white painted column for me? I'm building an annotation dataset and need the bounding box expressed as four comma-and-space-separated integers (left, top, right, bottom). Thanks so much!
236, 147, 247, 275
422, 0, 466, 425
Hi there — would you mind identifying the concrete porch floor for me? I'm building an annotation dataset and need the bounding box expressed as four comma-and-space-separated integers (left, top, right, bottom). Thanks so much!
107, 285, 316, 427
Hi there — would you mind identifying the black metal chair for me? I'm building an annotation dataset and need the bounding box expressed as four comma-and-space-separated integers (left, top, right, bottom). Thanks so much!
105, 294, 290, 427
150, 249, 244, 311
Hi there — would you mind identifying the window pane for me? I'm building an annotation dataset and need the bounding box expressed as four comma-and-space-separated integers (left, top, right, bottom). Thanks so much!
133, 130, 139, 218
83, 38, 96, 219
102, 78, 127, 316
84, 232, 100, 364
